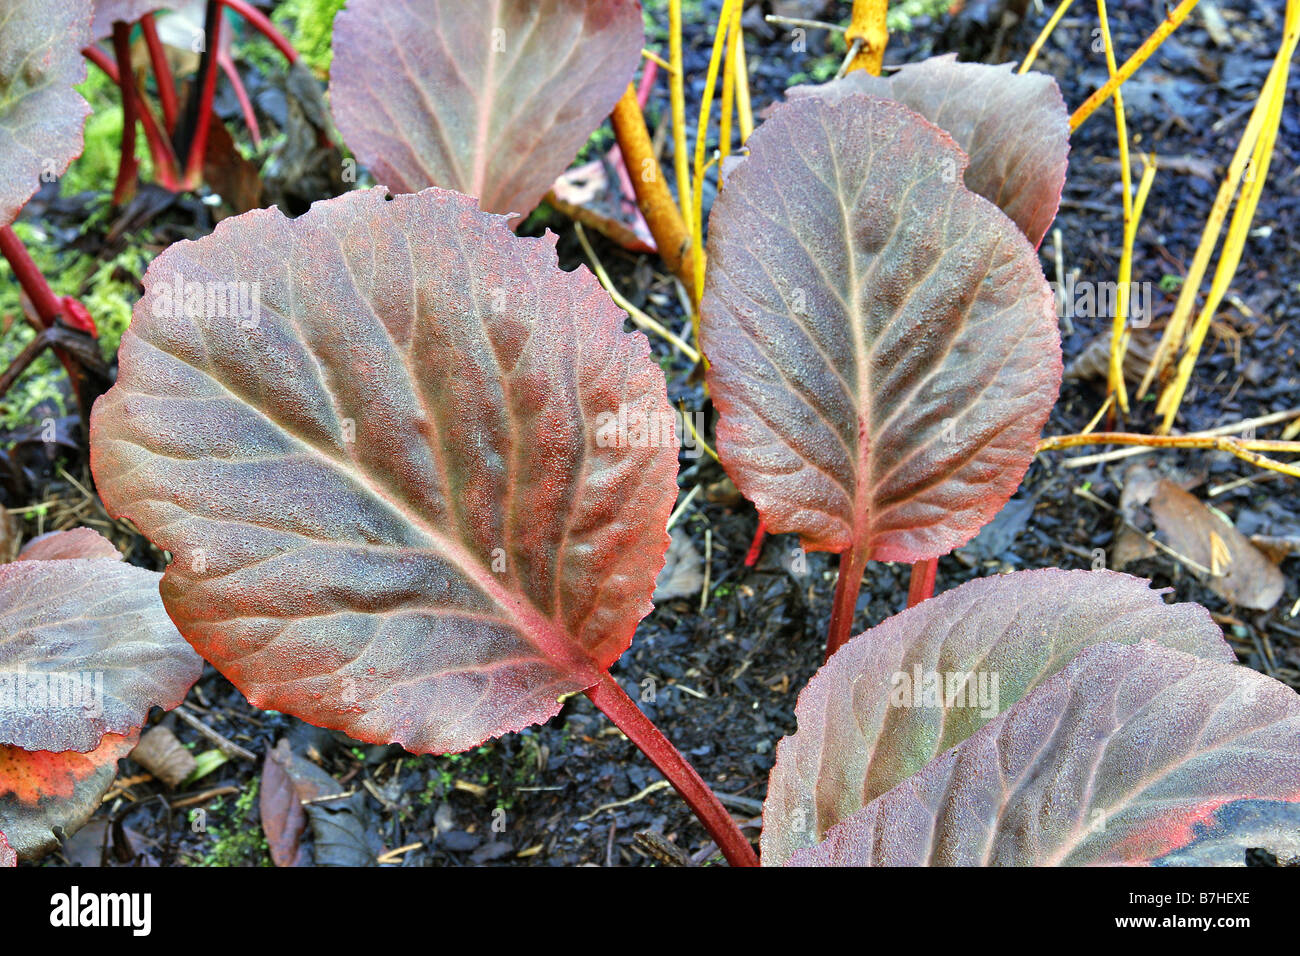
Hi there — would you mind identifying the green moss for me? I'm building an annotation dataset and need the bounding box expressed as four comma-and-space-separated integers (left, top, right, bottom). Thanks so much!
888, 0, 958, 32
271, 0, 348, 75
196, 783, 271, 867
0, 222, 154, 430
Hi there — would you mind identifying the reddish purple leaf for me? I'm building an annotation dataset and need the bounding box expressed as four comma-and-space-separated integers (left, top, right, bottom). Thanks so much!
0, 730, 137, 860
789, 54, 1069, 248
17, 527, 123, 562
330, 0, 643, 219
762, 569, 1232, 865
89, 186, 679, 755
0, 548, 203, 752
789, 641, 1300, 866
0, 0, 92, 228
701, 94, 1061, 570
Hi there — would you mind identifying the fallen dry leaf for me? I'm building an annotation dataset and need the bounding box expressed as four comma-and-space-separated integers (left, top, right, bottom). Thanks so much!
1149, 480, 1285, 610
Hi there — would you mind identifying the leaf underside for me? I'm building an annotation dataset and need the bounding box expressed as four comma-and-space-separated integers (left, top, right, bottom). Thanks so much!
761, 569, 1233, 865
787, 642, 1300, 866
701, 93, 1061, 567
0, 731, 137, 860
0, 550, 203, 752
90, 186, 679, 755
330, 0, 643, 219
788, 54, 1069, 248
0, 0, 92, 228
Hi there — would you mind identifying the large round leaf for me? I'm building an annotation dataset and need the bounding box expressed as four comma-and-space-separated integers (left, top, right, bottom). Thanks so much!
789, 55, 1069, 248
90, 186, 679, 755
700, 94, 1061, 568
0, 731, 137, 860
0, 0, 92, 228
787, 642, 1300, 866
0, 548, 203, 752
330, 0, 643, 219
761, 569, 1232, 865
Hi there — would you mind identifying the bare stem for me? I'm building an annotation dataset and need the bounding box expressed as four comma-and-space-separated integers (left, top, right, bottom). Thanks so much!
140, 13, 178, 131
609, 85, 697, 288
1070, 0, 1201, 131
584, 671, 758, 866
221, 0, 299, 63
907, 558, 937, 608
110, 23, 140, 204
825, 546, 868, 661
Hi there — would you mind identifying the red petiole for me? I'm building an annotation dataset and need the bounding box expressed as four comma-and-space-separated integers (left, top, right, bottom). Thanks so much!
584, 671, 758, 866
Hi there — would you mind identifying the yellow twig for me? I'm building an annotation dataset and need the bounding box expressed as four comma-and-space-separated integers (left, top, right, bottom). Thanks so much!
1018, 0, 1075, 73
1109, 154, 1156, 416
844, 0, 888, 75
679, 402, 719, 462
719, 0, 739, 171
734, 14, 754, 141
574, 223, 701, 363
1156, 3, 1297, 432
1038, 431, 1300, 479
1070, 0, 1201, 132
668, 0, 693, 243
1098, 0, 1133, 414
691, 0, 740, 315
1081, 393, 1114, 436
641, 48, 674, 73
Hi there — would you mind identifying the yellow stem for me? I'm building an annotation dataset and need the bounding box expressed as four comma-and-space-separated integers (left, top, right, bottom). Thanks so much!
574, 223, 701, 364
1157, 9, 1296, 432
691, 0, 739, 316
1018, 0, 1075, 73
734, 16, 754, 141
641, 48, 674, 73
1098, 0, 1133, 414
1038, 431, 1300, 479
719, 2, 738, 170
1070, 0, 1201, 132
668, 0, 693, 243
844, 0, 888, 75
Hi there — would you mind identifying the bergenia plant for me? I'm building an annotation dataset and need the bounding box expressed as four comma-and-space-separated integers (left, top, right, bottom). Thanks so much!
761, 569, 1300, 866
701, 88, 1064, 658
89, 186, 757, 866
0, 528, 202, 860
84, 0, 305, 198
2, 0, 1289, 870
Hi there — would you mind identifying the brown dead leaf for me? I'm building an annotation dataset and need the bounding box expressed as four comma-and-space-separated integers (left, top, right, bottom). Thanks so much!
1149, 480, 1285, 610
260, 739, 340, 867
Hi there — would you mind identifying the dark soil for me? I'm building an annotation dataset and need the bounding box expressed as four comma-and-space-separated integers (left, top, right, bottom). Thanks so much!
10, 0, 1298, 866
